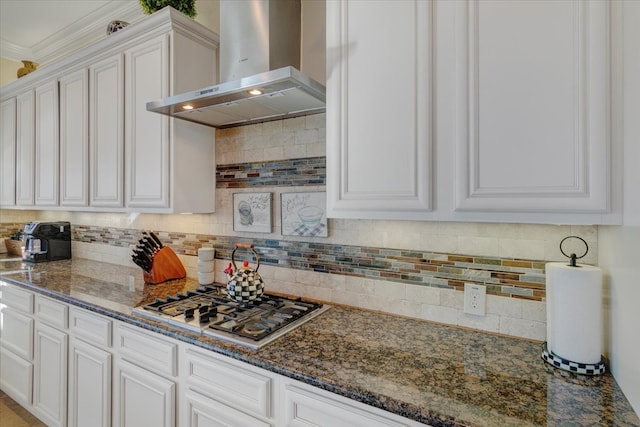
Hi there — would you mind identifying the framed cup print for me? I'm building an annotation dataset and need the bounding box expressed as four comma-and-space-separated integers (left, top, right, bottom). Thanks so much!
233, 192, 272, 233
281, 192, 328, 237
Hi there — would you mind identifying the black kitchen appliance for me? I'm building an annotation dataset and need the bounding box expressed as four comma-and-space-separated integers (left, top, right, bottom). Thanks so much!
22, 221, 72, 263
132, 284, 329, 349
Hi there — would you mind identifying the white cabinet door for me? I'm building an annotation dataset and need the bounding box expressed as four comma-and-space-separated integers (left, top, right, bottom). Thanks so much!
124, 35, 170, 209
68, 337, 112, 427
33, 322, 68, 427
0, 346, 33, 407
0, 307, 34, 360
115, 359, 175, 427
16, 90, 35, 206
60, 68, 89, 207
326, 0, 433, 220
0, 98, 16, 206
90, 54, 124, 208
451, 0, 611, 213
34, 80, 59, 206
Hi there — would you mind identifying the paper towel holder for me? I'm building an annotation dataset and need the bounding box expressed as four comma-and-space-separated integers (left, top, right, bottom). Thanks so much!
559, 236, 588, 267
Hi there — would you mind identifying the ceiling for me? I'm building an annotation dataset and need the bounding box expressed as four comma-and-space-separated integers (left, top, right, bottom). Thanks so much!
0, 0, 145, 65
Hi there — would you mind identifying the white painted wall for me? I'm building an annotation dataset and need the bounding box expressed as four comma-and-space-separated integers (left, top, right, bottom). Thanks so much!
599, 0, 640, 415
0, 57, 20, 86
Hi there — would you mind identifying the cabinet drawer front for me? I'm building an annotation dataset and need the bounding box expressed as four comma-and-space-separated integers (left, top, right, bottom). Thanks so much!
1, 308, 34, 360
184, 348, 272, 418
185, 390, 271, 427
1, 284, 34, 313
35, 294, 68, 329
0, 346, 33, 407
117, 325, 177, 377
284, 383, 410, 427
69, 307, 112, 348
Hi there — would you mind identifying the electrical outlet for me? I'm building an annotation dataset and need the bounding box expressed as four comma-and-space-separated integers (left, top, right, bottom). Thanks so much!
464, 283, 486, 316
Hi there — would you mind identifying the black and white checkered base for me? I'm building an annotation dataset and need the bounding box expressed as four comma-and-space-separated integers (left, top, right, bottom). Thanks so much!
541, 342, 606, 376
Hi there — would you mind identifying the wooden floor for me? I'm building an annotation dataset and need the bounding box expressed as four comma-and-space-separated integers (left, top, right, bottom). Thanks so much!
0, 391, 45, 427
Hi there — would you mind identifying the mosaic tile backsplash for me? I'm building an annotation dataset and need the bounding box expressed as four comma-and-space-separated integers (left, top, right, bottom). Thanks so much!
1, 222, 547, 302
216, 157, 325, 188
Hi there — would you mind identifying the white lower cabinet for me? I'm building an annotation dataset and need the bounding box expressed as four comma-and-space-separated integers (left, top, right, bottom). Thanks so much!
115, 359, 176, 427
0, 346, 33, 406
68, 306, 114, 427
114, 324, 177, 427
33, 322, 68, 427
0, 283, 35, 408
180, 346, 275, 427
283, 381, 426, 427
69, 337, 112, 427
184, 390, 272, 427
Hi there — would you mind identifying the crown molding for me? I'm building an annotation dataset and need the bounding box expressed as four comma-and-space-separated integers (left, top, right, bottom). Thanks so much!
0, 40, 32, 62
1, 1, 145, 65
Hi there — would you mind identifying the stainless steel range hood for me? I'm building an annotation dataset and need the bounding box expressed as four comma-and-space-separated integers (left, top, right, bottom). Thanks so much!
146, 0, 326, 129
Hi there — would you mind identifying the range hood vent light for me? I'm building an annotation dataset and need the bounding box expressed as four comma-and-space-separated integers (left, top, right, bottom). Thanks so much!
146, 0, 325, 129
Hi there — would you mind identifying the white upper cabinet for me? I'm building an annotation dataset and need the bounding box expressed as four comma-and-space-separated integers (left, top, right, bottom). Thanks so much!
34, 81, 60, 206
326, 0, 433, 220
0, 8, 217, 213
327, 0, 620, 224
124, 29, 217, 213
0, 98, 16, 206
15, 90, 35, 206
90, 54, 125, 208
451, 0, 611, 214
59, 69, 89, 207
124, 35, 170, 209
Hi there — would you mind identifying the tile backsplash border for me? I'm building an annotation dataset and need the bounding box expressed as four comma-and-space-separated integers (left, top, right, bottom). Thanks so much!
2, 222, 546, 302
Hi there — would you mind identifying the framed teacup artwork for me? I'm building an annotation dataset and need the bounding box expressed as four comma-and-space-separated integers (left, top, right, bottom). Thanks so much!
281, 192, 328, 237
233, 192, 272, 233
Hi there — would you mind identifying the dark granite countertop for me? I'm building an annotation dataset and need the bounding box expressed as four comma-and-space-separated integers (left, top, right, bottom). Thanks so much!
0, 258, 638, 427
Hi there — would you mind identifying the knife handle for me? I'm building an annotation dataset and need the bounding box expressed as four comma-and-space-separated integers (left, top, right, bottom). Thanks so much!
149, 231, 164, 248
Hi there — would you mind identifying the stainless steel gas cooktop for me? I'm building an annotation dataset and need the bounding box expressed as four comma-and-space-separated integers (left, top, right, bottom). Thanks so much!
132, 284, 329, 349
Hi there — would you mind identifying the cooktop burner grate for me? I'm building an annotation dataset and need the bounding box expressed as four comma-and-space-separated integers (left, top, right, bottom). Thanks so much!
132, 284, 329, 349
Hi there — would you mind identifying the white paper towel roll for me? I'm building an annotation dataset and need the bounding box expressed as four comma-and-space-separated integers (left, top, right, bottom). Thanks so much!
546, 262, 602, 364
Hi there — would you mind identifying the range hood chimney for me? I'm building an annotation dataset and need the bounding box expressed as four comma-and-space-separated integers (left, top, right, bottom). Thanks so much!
146, 0, 325, 129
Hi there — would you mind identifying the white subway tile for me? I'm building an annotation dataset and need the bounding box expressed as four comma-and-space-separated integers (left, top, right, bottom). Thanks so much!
406, 284, 440, 305
263, 146, 285, 161
305, 142, 326, 158
521, 300, 546, 322
440, 289, 463, 309
373, 280, 405, 300
458, 312, 500, 333
499, 317, 546, 341
283, 144, 307, 159
387, 299, 421, 318
498, 238, 545, 260
486, 294, 522, 318
419, 304, 458, 325
457, 236, 500, 258
305, 113, 325, 130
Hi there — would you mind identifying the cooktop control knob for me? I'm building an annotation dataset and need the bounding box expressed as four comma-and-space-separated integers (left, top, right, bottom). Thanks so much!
184, 308, 195, 319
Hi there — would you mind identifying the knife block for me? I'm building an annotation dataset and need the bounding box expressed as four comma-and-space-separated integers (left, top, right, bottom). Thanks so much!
143, 246, 187, 284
